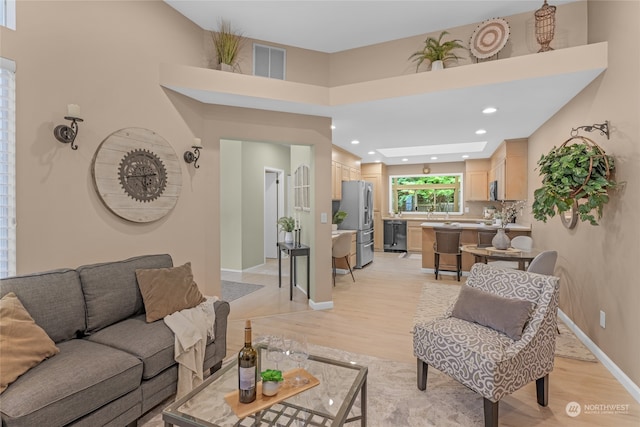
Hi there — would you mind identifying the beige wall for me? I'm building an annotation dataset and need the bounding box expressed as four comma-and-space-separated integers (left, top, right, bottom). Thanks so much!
329, 1, 587, 86
2, 1, 334, 304
527, 0, 640, 386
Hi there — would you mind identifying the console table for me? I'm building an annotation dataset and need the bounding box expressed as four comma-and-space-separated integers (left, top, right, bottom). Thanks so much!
277, 242, 310, 301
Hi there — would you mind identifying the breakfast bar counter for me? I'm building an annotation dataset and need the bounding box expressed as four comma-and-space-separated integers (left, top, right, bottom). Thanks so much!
420, 222, 531, 272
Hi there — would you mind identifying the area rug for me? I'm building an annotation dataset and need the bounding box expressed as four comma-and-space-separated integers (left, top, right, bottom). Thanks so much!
139, 343, 486, 427
413, 282, 597, 362
221, 280, 264, 302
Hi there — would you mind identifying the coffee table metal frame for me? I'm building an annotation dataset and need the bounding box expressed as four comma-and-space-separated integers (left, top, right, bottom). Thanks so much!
162, 343, 368, 427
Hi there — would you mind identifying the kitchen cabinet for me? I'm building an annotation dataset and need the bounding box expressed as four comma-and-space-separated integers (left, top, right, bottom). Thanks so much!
490, 139, 527, 201
466, 171, 488, 201
465, 159, 490, 201
407, 221, 423, 252
361, 162, 388, 251
331, 146, 362, 200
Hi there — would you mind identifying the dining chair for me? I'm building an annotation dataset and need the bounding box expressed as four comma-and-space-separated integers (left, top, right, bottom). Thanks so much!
477, 229, 498, 248
489, 235, 534, 269
332, 232, 355, 286
433, 227, 462, 281
511, 235, 533, 251
527, 250, 558, 276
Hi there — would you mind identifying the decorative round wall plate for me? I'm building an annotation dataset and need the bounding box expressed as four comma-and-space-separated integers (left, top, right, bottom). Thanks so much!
92, 128, 182, 223
469, 18, 511, 59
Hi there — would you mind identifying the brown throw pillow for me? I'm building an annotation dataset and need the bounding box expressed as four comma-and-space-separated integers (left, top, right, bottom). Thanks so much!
0, 292, 60, 393
135, 262, 206, 322
451, 285, 533, 340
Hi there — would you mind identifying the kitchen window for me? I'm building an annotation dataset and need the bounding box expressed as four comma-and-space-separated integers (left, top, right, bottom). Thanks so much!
390, 174, 462, 214
0, 0, 16, 30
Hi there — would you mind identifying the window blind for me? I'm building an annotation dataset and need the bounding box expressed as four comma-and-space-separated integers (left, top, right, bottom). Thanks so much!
0, 57, 16, 278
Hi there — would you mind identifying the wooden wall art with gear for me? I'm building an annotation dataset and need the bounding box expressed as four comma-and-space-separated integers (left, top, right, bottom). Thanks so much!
92, 127, 182, 223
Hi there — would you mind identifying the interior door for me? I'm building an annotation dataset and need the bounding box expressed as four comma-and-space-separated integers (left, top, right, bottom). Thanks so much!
264, 171, 279, 259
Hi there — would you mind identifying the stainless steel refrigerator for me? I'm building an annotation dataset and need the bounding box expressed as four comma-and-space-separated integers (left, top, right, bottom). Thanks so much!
338, 180, 374, 268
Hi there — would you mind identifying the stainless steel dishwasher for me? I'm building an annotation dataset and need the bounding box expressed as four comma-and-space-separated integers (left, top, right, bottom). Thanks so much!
383, 220, 407, 252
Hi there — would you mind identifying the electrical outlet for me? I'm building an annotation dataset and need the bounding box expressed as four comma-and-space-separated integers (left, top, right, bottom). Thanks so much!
465, 207, 470, 213
600, 310, 606, 328
320, 212, 328, 223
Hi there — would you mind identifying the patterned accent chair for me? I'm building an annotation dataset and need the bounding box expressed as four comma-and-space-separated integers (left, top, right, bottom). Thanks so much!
413, 263, 560, 427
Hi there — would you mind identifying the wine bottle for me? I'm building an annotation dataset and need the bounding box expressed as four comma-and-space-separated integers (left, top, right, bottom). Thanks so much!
238, 319, 257, 403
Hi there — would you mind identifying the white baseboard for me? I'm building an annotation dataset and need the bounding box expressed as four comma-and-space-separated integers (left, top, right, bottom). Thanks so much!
558, 309, 640, 404
309, 299, 333, 310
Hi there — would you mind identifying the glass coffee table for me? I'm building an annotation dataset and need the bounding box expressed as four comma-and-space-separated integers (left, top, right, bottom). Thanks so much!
163, 343, 368, 426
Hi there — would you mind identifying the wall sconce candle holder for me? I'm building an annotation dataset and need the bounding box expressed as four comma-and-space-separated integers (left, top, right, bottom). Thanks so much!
54, 116, 83, 150
571, 120, 610, 139
184, 138, 203, 168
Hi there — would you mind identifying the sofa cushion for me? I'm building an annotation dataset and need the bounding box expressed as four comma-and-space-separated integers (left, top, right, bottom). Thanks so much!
0, 293, 60, 393
86, 314, 175, 380
0, 269, 85, 343
77, 254, 173, 334
135, 262, 206, 322
451, 284, 533, 340
0, 339, 142, 427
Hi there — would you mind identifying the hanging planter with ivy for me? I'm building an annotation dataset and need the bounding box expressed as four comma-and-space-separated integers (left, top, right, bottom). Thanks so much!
532, 136, 616, 226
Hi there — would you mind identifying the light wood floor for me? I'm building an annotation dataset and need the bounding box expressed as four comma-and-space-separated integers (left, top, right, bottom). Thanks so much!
221, 251, 639, 426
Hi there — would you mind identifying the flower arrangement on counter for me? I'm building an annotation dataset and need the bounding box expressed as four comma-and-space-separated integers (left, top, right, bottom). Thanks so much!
496, 200, 527, 228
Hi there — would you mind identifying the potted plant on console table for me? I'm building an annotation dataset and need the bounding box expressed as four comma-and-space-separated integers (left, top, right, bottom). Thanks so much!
278, 216, 296, 243
532, 136, 617, 226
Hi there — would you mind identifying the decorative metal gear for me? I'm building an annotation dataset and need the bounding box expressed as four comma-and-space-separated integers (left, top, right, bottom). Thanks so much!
118, 149, 168, 202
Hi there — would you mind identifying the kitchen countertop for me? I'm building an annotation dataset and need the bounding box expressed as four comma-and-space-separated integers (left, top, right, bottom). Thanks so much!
420, 222, 531, 231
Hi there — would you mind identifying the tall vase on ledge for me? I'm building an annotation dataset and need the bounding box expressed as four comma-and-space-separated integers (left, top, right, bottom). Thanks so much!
492, 228, 511, 250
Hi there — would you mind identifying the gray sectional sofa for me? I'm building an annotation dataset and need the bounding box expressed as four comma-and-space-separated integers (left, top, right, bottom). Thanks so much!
0, 254, 230, 427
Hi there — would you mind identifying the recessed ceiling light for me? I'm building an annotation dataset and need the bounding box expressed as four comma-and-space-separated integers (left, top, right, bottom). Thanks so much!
368, 151, 375, 155
482, 107, 498, 114
351, 140, 359, 145
331, 125, 336, 130
475, 129, 487, 135
431, 156, 438, 160
462, 154, 470, 158
402, 158, 408, 162
375, 160, 381, 163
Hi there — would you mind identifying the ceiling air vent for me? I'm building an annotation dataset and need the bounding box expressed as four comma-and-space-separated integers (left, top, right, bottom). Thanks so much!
253, 43, 286, 80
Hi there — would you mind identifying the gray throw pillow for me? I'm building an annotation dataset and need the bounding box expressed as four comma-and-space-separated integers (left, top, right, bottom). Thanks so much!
451, 285, 533, 340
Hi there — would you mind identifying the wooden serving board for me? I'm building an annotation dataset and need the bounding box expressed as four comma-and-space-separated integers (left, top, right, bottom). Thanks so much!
224, 368, 320, 419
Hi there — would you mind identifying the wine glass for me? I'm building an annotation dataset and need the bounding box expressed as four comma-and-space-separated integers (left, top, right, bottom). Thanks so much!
289, 334, 309, 386
267, 334, 285, 370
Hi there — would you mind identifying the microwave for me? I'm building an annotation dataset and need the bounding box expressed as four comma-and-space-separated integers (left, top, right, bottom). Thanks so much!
489, 180, 498, 201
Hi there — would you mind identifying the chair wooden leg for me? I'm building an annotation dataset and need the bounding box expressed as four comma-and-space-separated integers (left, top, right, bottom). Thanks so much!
434, 253, 439, 280
536, 374, 549, 406
332, 257, 336, 286
345, 256, 355, 282
456, 254, 461, 281
417, 359, 428, 390
483, 398, 499, 427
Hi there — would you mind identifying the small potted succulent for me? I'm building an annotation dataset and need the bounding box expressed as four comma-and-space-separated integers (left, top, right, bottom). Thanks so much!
260, 369, 284, 396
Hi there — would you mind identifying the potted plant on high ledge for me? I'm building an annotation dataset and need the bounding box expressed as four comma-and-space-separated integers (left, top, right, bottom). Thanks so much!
409, 31, 466, 72
211, 19, 245, 72
532, 136, 617, 226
